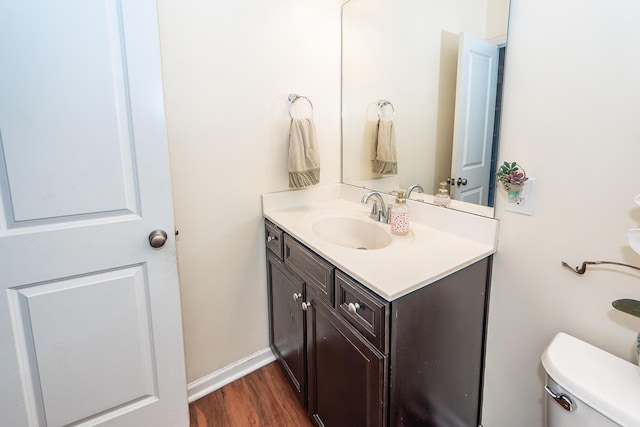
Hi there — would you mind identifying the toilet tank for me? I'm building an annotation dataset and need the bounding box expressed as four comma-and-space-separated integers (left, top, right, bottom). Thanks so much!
541, 333, 640, 427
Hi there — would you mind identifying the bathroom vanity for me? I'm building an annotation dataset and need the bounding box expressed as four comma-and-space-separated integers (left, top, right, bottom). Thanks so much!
263, 184, 498, 427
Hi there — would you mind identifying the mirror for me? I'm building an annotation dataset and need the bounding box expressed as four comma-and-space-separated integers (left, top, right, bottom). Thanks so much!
341, 0, 510, 217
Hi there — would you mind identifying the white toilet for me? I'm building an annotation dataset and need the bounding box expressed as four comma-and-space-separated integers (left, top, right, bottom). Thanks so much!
541, 332, 640, 427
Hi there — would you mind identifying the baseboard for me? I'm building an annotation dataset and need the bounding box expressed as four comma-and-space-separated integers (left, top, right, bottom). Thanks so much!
187, 347, 276, 403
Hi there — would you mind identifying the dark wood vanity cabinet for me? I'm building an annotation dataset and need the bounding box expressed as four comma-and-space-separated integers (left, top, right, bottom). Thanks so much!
266, 220, 387, 426
265, 219, 491, 427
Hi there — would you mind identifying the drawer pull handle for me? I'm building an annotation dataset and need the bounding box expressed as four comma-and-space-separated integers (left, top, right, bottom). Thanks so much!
293, 292, 302, 301
267, 235, 279, 243
302, 301, 312, 311
348, 302, 361, 314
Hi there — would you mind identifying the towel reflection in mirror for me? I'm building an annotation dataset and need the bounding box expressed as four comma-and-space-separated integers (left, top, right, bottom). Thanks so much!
370, 118, 397, 175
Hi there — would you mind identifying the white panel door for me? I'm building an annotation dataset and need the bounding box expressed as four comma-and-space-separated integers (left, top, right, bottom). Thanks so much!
0, 1, 188, 426
451, 32, 499, 204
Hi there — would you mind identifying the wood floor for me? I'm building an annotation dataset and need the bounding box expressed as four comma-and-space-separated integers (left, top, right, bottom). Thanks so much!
189, 362, 313, 427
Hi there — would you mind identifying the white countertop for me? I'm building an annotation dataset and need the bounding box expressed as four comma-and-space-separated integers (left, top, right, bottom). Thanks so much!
262, 184, 499, 301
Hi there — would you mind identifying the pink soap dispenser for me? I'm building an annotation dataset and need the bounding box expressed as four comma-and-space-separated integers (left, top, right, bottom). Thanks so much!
390, 190, 410, 235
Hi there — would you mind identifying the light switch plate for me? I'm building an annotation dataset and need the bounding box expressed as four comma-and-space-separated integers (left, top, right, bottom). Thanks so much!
504, 178, 535, 215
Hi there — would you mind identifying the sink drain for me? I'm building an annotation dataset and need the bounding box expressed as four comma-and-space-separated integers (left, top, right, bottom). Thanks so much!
357, 247, 368, 250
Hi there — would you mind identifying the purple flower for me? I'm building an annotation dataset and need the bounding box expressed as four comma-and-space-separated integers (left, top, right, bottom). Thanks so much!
507, 171, 528, 185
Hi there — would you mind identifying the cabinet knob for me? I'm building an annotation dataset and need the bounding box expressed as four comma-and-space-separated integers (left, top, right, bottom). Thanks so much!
301, 301, 312, 311
293, 292, 302, 301
267, 235, 279, 243
348, 302, 361, 314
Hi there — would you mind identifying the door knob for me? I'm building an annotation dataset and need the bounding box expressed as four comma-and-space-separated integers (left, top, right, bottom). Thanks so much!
457, 177, 468, 186
148, 229, 168, 248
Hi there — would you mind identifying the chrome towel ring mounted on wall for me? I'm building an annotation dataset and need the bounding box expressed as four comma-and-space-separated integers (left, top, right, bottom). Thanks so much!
288, 93, 314, 119
377, 99, 395, 119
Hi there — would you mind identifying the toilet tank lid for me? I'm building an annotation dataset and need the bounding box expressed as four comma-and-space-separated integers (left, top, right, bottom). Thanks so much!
541, 332, 640, 427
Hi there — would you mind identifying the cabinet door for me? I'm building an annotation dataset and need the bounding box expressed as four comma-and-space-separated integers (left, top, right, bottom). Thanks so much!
267, 253, 306, 408
307, 298, 386, 427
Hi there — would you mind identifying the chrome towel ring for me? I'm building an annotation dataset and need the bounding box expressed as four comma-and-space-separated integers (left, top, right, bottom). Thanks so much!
288, 93, 314, 118
377, 99, 395, 119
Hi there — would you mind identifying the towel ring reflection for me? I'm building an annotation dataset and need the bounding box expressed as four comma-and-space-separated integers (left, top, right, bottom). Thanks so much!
377, 99, 395, 119
288, 94, 314, 119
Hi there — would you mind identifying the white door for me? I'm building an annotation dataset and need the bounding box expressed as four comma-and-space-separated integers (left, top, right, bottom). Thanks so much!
0, 1, 188, 426
451, 32, 499, 204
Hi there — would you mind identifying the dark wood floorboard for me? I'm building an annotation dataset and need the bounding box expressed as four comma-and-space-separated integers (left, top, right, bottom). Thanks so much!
189, 361, 313, 427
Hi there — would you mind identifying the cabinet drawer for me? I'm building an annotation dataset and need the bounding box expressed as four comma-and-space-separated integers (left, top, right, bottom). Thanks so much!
284, 234, 334, 304
335, 271, 389, 354
265, 220, 284, 260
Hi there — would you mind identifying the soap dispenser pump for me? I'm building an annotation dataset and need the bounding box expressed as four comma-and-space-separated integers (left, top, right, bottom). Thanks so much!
390, 190, 410, 235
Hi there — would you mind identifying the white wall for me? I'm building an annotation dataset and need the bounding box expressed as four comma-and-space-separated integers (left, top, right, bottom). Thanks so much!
156, 0, 342, 382
485, 0, 510, 41
483, 0, 640, 425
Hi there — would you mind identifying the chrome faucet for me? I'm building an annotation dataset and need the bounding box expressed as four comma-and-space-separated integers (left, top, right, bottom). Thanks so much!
406, 184, 424, 199
361, 191, 389, 223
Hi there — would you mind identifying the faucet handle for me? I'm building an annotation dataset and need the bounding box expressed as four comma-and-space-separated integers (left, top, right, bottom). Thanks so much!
377, 205, 390, 223
368, 200, 379, 219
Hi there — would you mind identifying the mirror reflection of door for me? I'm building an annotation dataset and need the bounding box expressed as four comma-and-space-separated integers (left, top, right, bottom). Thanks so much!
450, 32, 500, 205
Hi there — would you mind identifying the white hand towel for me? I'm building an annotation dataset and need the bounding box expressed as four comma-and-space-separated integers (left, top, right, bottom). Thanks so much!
288, 117, 320, 188
370, 118, 397, 175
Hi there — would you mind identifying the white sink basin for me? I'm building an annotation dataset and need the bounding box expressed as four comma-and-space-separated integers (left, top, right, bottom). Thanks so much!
311, 216, 391, 250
